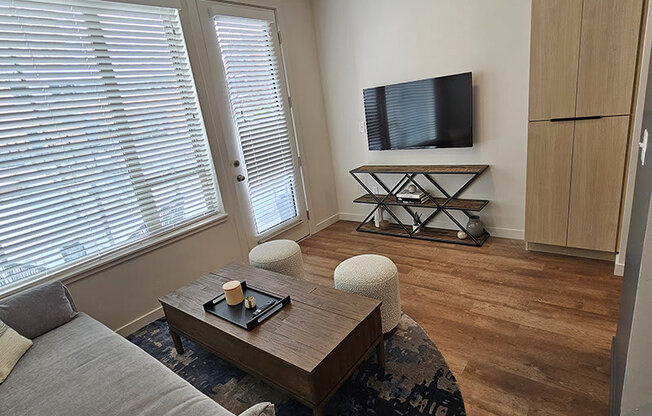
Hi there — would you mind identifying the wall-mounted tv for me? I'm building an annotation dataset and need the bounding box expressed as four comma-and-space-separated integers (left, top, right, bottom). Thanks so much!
363, 72, 472, 151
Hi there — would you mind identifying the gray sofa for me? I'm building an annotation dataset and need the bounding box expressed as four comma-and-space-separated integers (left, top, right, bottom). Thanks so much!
0, 282, 274, 416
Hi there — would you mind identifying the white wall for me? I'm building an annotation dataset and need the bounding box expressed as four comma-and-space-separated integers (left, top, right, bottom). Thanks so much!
311, 0, 531, 238
616, 1, 652, 276
66, 220, 245, 334
279, 0, 339, 230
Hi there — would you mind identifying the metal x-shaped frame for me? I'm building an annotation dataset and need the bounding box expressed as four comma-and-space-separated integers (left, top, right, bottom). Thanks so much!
350, 170, 489, 246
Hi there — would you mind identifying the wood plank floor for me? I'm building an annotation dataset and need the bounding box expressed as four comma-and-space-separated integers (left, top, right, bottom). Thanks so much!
298, 221, 622, 416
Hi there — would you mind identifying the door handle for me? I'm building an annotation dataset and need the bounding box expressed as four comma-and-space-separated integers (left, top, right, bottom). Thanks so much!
550, 115, 603, 122
236, 174, 246, 182
640, 129, 648, 166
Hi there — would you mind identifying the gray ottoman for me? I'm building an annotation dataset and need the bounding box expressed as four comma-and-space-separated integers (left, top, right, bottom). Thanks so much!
334, 254, 401, 335
248, 239, 305, 279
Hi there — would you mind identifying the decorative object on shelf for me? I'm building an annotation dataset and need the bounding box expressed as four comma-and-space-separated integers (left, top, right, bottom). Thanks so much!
412, 212, 422, 234
466, 215, 484, 238
222, 280, 244, 306
397, 185, 429, 204
350, 165, 490, 247
244, 296, 256, 309
374, 206, 384, 228
457, 230, 467, 240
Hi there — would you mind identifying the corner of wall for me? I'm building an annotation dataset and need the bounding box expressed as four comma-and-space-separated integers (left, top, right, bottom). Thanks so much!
615, 253, 626, 276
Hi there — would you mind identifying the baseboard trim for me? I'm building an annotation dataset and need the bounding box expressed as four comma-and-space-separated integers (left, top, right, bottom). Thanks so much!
338, 212, 524, 240
115, 306, 164, 337
314, 213, 340, 233
614, 252, 625, 276
526, 242, 616, 262
338, 212, 364, 222
614, 262, 625, 276
485, 226, 524, 240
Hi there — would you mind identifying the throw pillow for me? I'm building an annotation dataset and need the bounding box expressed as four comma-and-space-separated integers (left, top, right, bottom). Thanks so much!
0, 319, 32, 383
0, 281, 77, 339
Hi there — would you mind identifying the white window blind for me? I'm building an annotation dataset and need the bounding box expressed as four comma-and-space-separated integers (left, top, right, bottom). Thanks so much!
0, 0, 220, 289
213, 14, 298, 236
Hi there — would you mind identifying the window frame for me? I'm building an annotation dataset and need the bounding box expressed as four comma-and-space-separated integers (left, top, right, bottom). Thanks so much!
0, 0, 234, 297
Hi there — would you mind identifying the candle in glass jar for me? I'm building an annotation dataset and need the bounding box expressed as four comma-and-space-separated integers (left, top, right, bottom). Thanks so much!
222, 280, 244, 305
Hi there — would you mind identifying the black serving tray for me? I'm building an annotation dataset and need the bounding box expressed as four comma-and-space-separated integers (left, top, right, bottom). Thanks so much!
203, 281, 291, 330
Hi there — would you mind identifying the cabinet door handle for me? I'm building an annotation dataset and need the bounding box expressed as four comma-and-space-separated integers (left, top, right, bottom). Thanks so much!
550, 116, 603, 122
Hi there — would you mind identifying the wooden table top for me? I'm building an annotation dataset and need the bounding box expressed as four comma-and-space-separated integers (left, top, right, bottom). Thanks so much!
159, 263, 381, 373
350, 164, 489, 174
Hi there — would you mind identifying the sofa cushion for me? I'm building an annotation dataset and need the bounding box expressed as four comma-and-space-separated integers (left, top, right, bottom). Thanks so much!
0, 281, 77, 338
0, 313, 236, 416
0, 319, 32, 383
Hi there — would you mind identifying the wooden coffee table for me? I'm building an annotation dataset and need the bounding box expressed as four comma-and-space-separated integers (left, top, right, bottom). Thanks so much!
159, 263, 383, 416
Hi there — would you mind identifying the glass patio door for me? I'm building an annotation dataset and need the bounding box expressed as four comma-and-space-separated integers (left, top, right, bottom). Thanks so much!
197, 1, 309, 248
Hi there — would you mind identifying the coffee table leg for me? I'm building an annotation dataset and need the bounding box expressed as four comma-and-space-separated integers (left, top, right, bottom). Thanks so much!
170, 329, 184, 354
376, 340, 385, 369
313, 403, 325, 416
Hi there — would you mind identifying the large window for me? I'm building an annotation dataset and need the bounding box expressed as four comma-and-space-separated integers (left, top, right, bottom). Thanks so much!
0, 0, 221, 290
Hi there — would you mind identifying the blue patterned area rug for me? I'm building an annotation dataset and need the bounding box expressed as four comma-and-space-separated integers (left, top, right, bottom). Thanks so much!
128, 314, 466, 416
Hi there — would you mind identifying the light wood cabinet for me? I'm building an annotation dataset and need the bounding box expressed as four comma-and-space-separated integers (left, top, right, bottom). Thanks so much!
528, 0, 583, 121
525, 121, 574, 245
526, 117, 630, 250
567, 116, 630, 251
525, 0, 644, 253
576, 0, 644, 117
528, 0, 644, 121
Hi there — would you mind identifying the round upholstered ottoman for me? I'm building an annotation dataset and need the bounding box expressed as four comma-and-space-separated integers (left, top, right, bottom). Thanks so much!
334, 254, 401, 335
248, 239, 305, 279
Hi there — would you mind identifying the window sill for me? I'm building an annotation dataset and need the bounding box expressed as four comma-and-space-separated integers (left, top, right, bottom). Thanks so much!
0, 213, 229, 299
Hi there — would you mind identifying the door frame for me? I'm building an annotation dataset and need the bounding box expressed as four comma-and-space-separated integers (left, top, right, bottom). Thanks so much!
616, 0, 652, 276
191, 0, 311, 249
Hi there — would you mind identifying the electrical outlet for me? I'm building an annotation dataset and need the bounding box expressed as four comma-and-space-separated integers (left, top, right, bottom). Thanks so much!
359, 121, 365, 134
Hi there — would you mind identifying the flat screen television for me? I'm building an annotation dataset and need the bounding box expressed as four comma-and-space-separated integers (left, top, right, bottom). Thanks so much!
363, 72, 472, 150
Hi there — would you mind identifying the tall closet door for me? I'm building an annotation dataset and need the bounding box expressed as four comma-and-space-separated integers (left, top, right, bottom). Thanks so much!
567, 116, 630, 251
528, 0, 583, 121
525, 121, 575, 245
575, 0, 644, 117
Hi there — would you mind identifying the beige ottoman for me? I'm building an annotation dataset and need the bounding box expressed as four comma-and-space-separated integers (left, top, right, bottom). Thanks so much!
334, 254, 401, 335
248, 239, 305, 279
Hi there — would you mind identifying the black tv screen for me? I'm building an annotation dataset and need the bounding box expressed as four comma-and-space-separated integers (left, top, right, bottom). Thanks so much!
363, 72, 472, 150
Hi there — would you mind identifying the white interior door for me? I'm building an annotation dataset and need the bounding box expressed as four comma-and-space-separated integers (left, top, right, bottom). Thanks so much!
196, 1, 310, 249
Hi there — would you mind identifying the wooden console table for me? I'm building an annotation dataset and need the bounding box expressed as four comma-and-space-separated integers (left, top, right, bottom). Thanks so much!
350, 164, 490, 246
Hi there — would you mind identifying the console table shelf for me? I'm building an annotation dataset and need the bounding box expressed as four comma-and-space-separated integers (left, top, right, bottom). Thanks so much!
351, 165, 489, 175
358, 221, 490, 247
350, 164, 490, 247
353, 194, 489, 211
